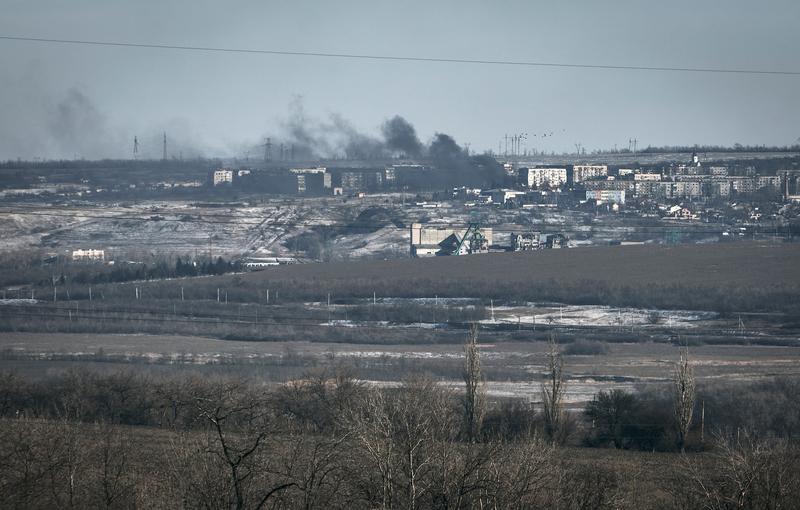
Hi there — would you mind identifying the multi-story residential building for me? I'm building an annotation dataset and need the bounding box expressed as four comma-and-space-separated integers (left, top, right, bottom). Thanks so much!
730, 177, 756, 194
672, 181, 703, 198
518, 167, 568, 189
583, 179, 635, 192
708, 178, 732, 198
586, 189, 626, 205
634, 172, 662, 181
634, 181, 662, 198
756, 176, 781, 191
72, 249, 105, 262
572, 164, 608, 183
212, 169, 234, 186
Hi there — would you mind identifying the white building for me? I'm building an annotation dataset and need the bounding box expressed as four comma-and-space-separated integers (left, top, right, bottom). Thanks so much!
289, 166, 327, 174
488, 189, 527, 204
213, 169, 234, 186
72, 249, 105, 262
519, 167, 568, 189
634, 172, 662, 182
586, 189, 626, 205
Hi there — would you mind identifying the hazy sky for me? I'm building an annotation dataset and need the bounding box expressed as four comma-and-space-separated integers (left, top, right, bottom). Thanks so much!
1, 0, 798, 160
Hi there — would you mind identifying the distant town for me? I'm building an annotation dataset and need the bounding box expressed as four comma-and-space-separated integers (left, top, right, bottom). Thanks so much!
1, 147, 799, 271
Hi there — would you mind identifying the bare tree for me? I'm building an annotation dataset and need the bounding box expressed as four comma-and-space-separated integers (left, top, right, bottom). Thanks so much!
90, 423, 136, 508
270, 433, 351, 510
341, 377, 456, 509
166, 379, 294, 510
680, 431, 800, 509
673, 347, 696, 452
463, 323, 486, 442
541, 334, 567, 444
341, 386, 397, 509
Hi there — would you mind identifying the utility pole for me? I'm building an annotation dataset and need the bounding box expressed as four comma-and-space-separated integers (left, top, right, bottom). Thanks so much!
700, 399, 705, 443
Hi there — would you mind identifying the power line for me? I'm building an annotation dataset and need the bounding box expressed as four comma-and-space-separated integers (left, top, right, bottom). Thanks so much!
1, 35, 799, 77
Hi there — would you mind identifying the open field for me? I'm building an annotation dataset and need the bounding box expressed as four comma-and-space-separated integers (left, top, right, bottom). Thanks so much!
241, 241, 800, 289
3, 332, 798, 405
109, 241, 800, 314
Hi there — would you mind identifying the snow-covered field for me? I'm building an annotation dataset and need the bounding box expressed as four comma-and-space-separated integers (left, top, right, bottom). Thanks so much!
481, 304, 717, 329
0, 194, 717, 258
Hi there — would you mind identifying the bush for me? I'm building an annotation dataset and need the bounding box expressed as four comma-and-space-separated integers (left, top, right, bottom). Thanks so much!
563, 340, 609, 356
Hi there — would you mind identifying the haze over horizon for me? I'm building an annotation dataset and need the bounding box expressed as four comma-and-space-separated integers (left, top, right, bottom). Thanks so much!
1, 0, 799, 160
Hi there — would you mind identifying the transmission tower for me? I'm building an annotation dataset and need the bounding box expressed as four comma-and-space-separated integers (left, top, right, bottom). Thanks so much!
264, 137, 272, 162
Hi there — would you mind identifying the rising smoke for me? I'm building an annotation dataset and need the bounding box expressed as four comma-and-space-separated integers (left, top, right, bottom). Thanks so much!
382, 115, 423, 157
1, 82, 473, 167
266, 98, 427, 161
0, 80, 210, 161
263, 102, 506, 186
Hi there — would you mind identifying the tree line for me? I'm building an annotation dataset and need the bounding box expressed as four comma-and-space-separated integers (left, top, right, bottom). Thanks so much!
0, 333, 799, 508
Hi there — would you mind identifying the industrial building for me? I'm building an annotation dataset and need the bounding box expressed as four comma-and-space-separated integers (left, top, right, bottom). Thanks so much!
510, 232, 568, 251
410, 223, 493, 257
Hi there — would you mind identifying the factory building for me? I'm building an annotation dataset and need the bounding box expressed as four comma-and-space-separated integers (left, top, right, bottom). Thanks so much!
410, 223, 493, 257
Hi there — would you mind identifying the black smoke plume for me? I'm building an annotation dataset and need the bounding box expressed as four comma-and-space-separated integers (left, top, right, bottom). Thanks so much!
382, 115, 423, 157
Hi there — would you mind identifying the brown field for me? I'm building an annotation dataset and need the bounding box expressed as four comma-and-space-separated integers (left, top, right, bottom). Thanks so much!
242, 241, 799, 289
121, 240, 800, 313
3, 332, 798, 404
